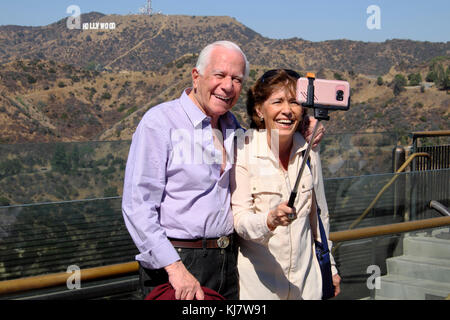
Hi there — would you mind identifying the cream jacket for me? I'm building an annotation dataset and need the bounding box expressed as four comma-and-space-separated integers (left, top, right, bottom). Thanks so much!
231, 130, 337, 300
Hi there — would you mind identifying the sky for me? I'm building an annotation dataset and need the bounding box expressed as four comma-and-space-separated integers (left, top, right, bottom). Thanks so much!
0, 0, 449, 43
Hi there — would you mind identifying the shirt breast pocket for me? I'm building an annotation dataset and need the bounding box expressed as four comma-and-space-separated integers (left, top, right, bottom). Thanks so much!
296, 172, 314, 217
299, 172, 314, 194
250, 177, 284, 212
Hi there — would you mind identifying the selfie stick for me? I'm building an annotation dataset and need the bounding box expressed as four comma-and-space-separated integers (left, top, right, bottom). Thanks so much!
287, 73, 329, 219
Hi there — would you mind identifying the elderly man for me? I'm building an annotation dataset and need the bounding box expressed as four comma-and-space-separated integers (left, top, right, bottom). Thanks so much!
122, 40, 324, 300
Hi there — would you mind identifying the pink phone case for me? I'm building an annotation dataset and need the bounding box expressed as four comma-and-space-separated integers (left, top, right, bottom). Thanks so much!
296, 78, 350, 110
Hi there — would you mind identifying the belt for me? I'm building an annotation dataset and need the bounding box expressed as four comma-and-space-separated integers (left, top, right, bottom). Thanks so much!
169, 235, 232, 249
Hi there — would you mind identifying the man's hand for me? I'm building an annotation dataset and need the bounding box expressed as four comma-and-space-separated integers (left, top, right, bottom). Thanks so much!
301, 115, 325, 149
164, 260, 204, 300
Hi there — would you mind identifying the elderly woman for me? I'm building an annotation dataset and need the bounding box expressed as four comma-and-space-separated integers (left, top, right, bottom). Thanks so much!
230, 69, 340, 300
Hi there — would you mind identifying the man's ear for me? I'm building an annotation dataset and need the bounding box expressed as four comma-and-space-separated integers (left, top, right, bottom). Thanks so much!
192, 68, 200, 91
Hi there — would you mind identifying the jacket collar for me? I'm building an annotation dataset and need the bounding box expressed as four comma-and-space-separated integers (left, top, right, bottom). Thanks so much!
252, 130, 308, 162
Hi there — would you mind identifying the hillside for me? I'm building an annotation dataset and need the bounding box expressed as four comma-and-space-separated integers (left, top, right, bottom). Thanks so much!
0, 13, 449, 144
1, 57, 448, 144
1, 13, 449, 75
0, 56, 195, 143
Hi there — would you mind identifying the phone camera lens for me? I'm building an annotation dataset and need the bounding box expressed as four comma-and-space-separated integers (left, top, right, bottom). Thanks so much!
336, 90, 344, 101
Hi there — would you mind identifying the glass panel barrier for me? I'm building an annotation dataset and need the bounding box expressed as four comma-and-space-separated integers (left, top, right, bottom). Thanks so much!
0, 198, 138, 282
0, 133, 448, 299
1, 169, 448, 299
0, 132, 398, 206
327, 168, 450, 300
320, 131, 398, 178
333, 226, 450, 300
0, 140, 130, 205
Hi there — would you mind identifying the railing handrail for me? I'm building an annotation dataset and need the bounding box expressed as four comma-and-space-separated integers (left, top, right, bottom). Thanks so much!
411, 130, 450, 139
345, 152, 430, 232
331, 152, 430, 254
330, 216, 450, 242
429, 200, 450, 217
1, 216, 449, 298
0, 261, 138, 297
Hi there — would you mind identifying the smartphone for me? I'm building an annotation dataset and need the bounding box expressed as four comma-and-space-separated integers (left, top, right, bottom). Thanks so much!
296, 78, 351, 110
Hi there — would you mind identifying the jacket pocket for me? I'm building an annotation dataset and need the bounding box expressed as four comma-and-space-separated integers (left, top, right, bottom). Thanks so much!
299, 172, 314, 194
295, 172, 314, 217
250, 177, 284, 213
250, 177, 284, 195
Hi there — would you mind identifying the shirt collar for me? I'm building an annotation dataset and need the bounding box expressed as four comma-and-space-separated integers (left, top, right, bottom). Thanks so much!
180, 88, 238, 130
180, 88, 208, 128
292, 131, 308, 155
253, 130, 308, 159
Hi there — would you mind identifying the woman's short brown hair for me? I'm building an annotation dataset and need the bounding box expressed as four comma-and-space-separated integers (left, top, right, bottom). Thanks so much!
246, 69, 306, 130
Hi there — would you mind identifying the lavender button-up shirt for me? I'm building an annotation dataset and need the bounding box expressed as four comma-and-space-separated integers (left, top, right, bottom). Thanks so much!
122, 88, 240, 270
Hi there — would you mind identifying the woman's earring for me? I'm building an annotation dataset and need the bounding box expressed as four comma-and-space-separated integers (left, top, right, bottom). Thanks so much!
260, 117, 264, 122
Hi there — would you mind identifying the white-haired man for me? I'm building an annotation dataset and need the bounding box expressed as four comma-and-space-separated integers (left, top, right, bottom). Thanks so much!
122, 40, 324, 300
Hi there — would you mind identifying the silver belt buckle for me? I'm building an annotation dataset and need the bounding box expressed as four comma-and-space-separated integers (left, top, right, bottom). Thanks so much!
217, 236, 230, 249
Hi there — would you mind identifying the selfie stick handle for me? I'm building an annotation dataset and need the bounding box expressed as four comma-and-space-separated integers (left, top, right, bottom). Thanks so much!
287, 119, 320, 217
287, 73, 324, 219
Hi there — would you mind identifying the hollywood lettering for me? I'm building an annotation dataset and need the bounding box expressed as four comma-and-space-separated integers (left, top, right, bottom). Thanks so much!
82, 22, 116, 30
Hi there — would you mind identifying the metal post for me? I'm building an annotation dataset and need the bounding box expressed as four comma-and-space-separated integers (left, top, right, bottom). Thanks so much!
392, 146, 405, 219
411, 136, 418, 221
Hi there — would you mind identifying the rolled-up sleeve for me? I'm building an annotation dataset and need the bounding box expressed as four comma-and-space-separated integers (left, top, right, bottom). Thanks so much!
122, 113, 179, 270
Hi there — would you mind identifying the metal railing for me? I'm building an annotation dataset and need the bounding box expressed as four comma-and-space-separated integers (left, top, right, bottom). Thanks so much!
429, 200, 450, 217
411, 130, 450, 220
1, 131, 448, 299
331, 152, 429, 254
346, 152, 429, 230
1, 215, 449, 298
0, 262, 138, 297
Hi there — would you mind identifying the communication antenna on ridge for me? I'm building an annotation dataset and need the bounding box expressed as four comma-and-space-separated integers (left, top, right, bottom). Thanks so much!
138, 0, 161, 15
146, 0, 152, 15
139, 0, 153, 15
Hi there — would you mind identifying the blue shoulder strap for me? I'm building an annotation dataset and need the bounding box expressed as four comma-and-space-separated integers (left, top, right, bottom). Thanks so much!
302, 151, 329, 251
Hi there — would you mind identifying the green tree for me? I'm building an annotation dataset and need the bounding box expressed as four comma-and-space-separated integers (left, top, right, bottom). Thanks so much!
408, 73, 422, 86
0, 160, 22, 178
333, 72, 343, 80
435, 65, 450, 90
0, 196, 10, 206
377, 76, 383, 86
27, 74, 37, 84
70, 145, 80, 170
104, 186, 118, 197
426, 61, 450, 90
51, 144, 71, 173
425, 70, 436, 82
392, 74, 407, 96
446, 66, 450, 90
101, 92, 112, 99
